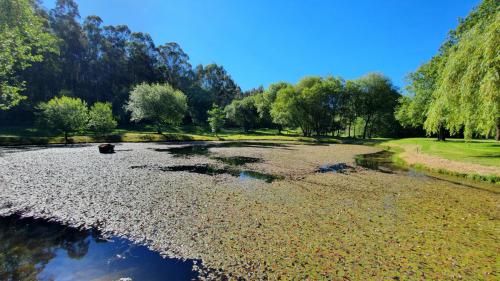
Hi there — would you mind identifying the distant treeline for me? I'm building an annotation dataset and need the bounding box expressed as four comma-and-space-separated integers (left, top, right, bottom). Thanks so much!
3, 0, 496, 140
1, 0, 241, 125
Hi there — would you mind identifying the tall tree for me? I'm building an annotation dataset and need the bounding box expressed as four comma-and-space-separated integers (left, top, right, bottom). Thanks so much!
225, 95, 258, 132
49, 0, 88, 95
157, 42, 192, 90
398, 0, 499, 140
196, 64, 241, 107
356, 73, 400, 139
255, 82, 289, 131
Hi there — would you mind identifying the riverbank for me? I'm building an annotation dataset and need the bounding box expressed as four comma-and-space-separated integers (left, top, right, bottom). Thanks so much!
380, 138, 500, 183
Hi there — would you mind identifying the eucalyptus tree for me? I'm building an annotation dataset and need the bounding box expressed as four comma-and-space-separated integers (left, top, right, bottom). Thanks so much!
49, 0, 88, 95
157, 42, 193, 90
196, 63, 242, 107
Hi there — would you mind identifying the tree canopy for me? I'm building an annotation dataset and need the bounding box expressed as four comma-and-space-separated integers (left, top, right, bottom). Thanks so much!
126, 83, 187, 133
397, 0, 499, 140
37, 96, 88, 143
0, 0, 57, 110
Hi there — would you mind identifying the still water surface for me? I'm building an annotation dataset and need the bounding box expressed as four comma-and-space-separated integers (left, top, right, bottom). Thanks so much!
0, 215, 199, 281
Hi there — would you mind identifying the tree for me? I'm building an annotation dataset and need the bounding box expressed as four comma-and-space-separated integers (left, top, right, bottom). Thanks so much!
157, 42, 192, 90
398, 0, 499, 140
425, 10, 499, 140
49, 0, 88, 95
271, 77, 344, 136
340, 80, 361, 137
270, 84, 297, 134
255, 82, 290, 132
207, 104, 225, 137
125, 83, 187, 134
0, 0, 57, 110
225, 96, 258, 132
88, 102, 117, 136
37, 96, 88, 144
196, 64, 241, 107
356, 73, 400, 139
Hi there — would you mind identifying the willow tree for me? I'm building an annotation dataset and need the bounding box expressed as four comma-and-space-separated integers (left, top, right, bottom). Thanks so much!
396, 57, 447, 140
425, 12, 499, 140
397, 0, 499, 140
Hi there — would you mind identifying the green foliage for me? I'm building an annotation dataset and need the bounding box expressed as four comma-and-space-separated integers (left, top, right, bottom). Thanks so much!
225, 96, 258, 132
88, 102, 117, 136
270, 75, 398, 138
396, 57, 442, 128
356, 73, 401, 138
207, 104, 225, 136
37, 96, 88, 143
126, 83, 188, 133
399, 0, 500, 140
426, 12, 499, 139
196, 64, 242, 107
254, 82, 290, 129
0, 0, 58, 110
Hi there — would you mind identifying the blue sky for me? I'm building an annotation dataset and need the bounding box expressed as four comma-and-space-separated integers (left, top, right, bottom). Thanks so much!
44, 0, 480, 92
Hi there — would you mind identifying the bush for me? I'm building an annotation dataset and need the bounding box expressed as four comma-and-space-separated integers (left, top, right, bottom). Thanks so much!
207, 104, 225, 136
37, 96, 88, 144
88, 102, 117, 136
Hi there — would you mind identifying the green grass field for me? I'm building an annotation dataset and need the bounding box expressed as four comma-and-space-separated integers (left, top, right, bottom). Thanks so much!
382, 138, 500, 167
0, 125, 353, 145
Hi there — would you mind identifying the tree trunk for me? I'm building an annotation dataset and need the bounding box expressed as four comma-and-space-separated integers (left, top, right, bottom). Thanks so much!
353, 124, 356, 138
437, 126, 446, 141
496, 117, 500, 141
362, 115, 371, 139
64, 132, 68, 145
347, 121, 351, 138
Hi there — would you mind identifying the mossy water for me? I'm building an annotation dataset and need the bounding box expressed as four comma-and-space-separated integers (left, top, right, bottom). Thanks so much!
0, 141, 498, 280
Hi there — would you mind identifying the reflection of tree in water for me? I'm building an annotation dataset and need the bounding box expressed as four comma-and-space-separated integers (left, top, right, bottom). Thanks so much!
0, 215, 90, 280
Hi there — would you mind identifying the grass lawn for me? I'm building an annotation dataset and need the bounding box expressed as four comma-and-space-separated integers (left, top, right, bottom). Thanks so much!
0, 125, 370, 145
382, 138, 500, 167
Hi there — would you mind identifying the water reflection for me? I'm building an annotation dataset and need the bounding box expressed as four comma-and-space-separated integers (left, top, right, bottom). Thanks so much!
355, 150, 499, 193
154, 142, 286, 158
0, 215, 199, 281
131, 164, 282, 183
355, 150, 409, 174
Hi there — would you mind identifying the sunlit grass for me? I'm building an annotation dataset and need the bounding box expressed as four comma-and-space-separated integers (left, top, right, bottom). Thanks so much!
382, 138, 500, 167
0, 125, 380, 145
